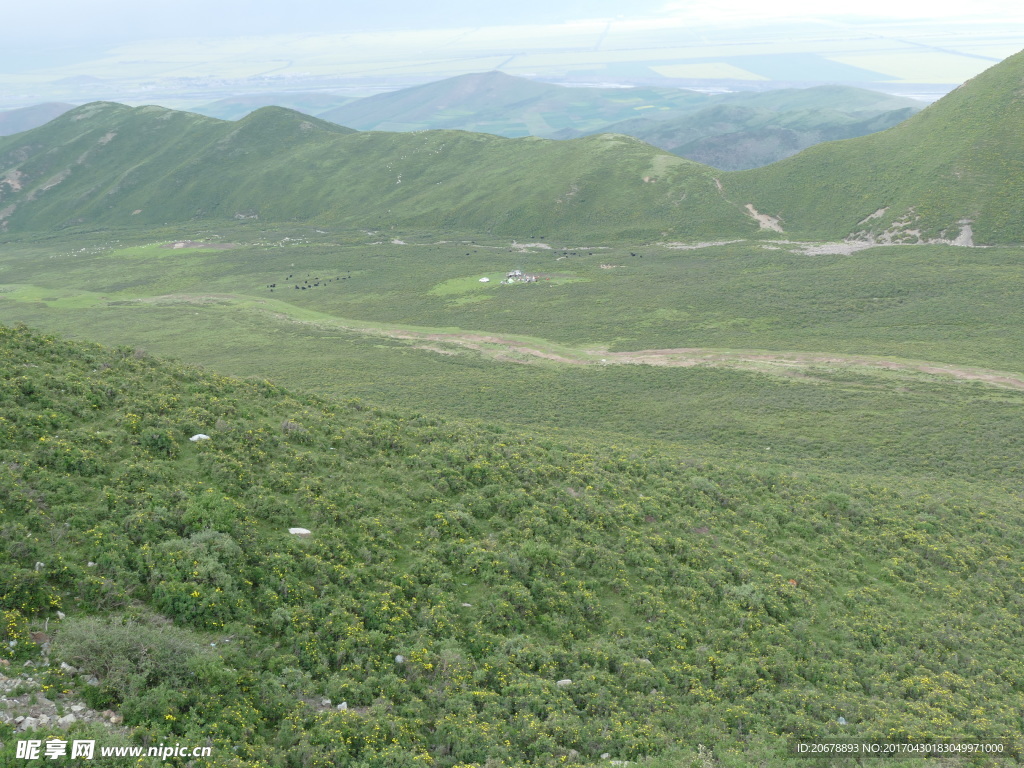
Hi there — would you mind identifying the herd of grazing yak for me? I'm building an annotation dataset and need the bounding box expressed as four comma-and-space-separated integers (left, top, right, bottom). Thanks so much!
267, 272, 352, 292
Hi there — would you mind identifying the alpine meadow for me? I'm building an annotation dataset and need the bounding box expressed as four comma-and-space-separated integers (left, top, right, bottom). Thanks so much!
1, 37, 1024, 768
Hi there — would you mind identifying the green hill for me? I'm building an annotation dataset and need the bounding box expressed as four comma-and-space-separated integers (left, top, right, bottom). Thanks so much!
725, 49, 1024, 244
3, 323, 1024, 767
0, 101, 753, 240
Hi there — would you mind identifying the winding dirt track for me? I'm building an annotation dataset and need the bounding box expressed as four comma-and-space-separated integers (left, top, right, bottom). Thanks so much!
299, 318, 1024, 391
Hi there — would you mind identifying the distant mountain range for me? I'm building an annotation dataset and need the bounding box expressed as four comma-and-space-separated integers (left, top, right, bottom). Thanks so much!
2, 72, 923, 170
0, 49, 1019, 243
0, 102, 75, 136
313, 71, 711, 135
314, 72, 923, 169
188, 92, 358, 121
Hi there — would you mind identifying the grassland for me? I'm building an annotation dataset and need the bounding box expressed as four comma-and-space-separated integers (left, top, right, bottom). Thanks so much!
2, 228, 1024, 493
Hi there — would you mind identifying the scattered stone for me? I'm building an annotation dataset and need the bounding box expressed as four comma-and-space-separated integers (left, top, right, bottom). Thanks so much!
83, 675, 100, 686
17, 716, 39, 731
70, 704, 85, 713
337, 702, 348, 711
58, 714, 76, 726
101, 710, 115, 719
109, 714, 123, 724
320, 698, 331, 707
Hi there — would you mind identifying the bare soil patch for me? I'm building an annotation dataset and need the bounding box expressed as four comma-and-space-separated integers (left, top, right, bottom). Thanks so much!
159, 241, 238, 250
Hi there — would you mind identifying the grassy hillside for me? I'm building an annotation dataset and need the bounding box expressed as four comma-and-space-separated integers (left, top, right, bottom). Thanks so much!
0, 102, 753, 241
2, 323, 1024, 767
726, 49, 1024, 244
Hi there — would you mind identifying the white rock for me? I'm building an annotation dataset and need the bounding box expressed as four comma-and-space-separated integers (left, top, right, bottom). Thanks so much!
189, 434, 211, 442
34, 562, 44, 571
556, 679, 572, 687
394, 655, 405, 663
337, 702, 348, 711
601, 754, 611, 760
289, 527, 312, 538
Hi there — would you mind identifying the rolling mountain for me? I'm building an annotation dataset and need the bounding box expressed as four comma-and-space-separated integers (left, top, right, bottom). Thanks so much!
725, 48, 1024, 244
0, 101, 753, 240
0, 49, 1021, 244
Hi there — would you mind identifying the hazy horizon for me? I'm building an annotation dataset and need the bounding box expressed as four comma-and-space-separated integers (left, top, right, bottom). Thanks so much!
2, 1, 1022, 109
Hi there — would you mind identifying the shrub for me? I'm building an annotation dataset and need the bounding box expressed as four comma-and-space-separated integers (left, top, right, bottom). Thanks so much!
53, 615, 213, 702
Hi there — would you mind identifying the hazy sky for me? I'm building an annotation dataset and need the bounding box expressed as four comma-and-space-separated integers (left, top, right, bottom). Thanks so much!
3, 0, 1022, 106
9, 0, 1023, 44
